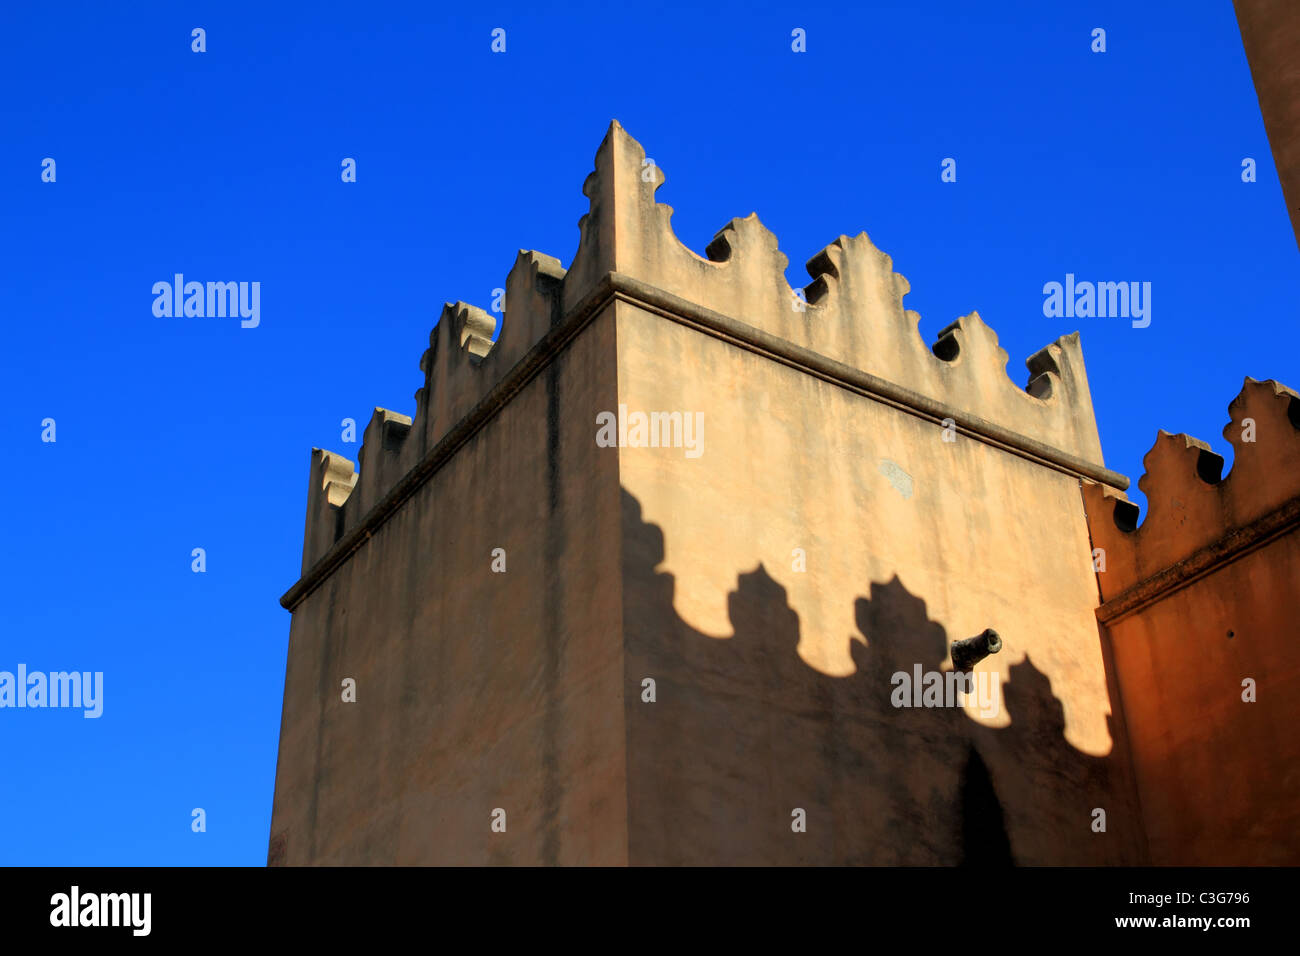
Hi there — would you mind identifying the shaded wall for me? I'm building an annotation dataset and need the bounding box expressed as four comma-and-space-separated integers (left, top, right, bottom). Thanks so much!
269, 307, 627, 865
616, 299, 1146, 864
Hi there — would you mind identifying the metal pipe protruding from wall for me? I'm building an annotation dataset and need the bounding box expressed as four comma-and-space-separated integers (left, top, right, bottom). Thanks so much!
951, 628, 1002, 672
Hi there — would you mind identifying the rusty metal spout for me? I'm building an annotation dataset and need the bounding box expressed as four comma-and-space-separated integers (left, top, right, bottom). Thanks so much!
951, 628, 1002, 672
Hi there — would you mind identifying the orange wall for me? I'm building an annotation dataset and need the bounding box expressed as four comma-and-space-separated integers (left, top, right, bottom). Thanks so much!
1103, 535, 1300, 864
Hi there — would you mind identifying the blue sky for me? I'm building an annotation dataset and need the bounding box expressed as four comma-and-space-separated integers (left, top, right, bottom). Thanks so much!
2, 0, 1295, 864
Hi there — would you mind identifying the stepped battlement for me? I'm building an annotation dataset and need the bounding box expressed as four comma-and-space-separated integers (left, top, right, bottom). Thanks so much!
563, 122, 1107, 464
1084, 377, 1300, 610
287, 121, 1121, 606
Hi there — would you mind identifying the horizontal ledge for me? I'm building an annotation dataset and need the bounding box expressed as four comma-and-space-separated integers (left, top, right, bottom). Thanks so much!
607, 272, 1128, 490
1097, 495, 1300, 624
282, 270, 1126, 612
280, 272, 618, 611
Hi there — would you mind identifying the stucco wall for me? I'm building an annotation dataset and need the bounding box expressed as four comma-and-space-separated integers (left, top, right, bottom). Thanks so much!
1103, 536, 1300, 865
616, 299, 1145, 864
269, 308, 627, 865
1085, 377, 1300, 865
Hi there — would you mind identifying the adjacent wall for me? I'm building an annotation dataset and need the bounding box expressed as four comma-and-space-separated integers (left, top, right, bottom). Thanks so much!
1086, 379, 1300, 864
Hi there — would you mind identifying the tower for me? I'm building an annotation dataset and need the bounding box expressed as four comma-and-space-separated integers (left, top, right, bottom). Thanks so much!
269, 122, 1296, 865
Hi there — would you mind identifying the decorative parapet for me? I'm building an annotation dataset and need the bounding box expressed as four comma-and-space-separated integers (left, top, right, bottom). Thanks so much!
409, 251, 567, 466
345, 408, 413, 538
563, 121, 1107, 464
300, 448, 357, 575
286, 121, 1123, 609
1084, 377, 1300, 618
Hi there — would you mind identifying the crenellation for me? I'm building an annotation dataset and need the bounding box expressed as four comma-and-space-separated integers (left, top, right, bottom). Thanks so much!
1080, 376, 1300, 865
493, 249, 566, 373
300, 448, 357, 575
291, 122, 1127, 593
1221, 376, 1300, 518
1025, 336, 1071, 400
560, 122, 1107, 463
1083, 377, 1300, 602
421, 302, 478, 455
293, 121, 1124, 586
453, 302, 496, 361
348, 408, 414, 535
